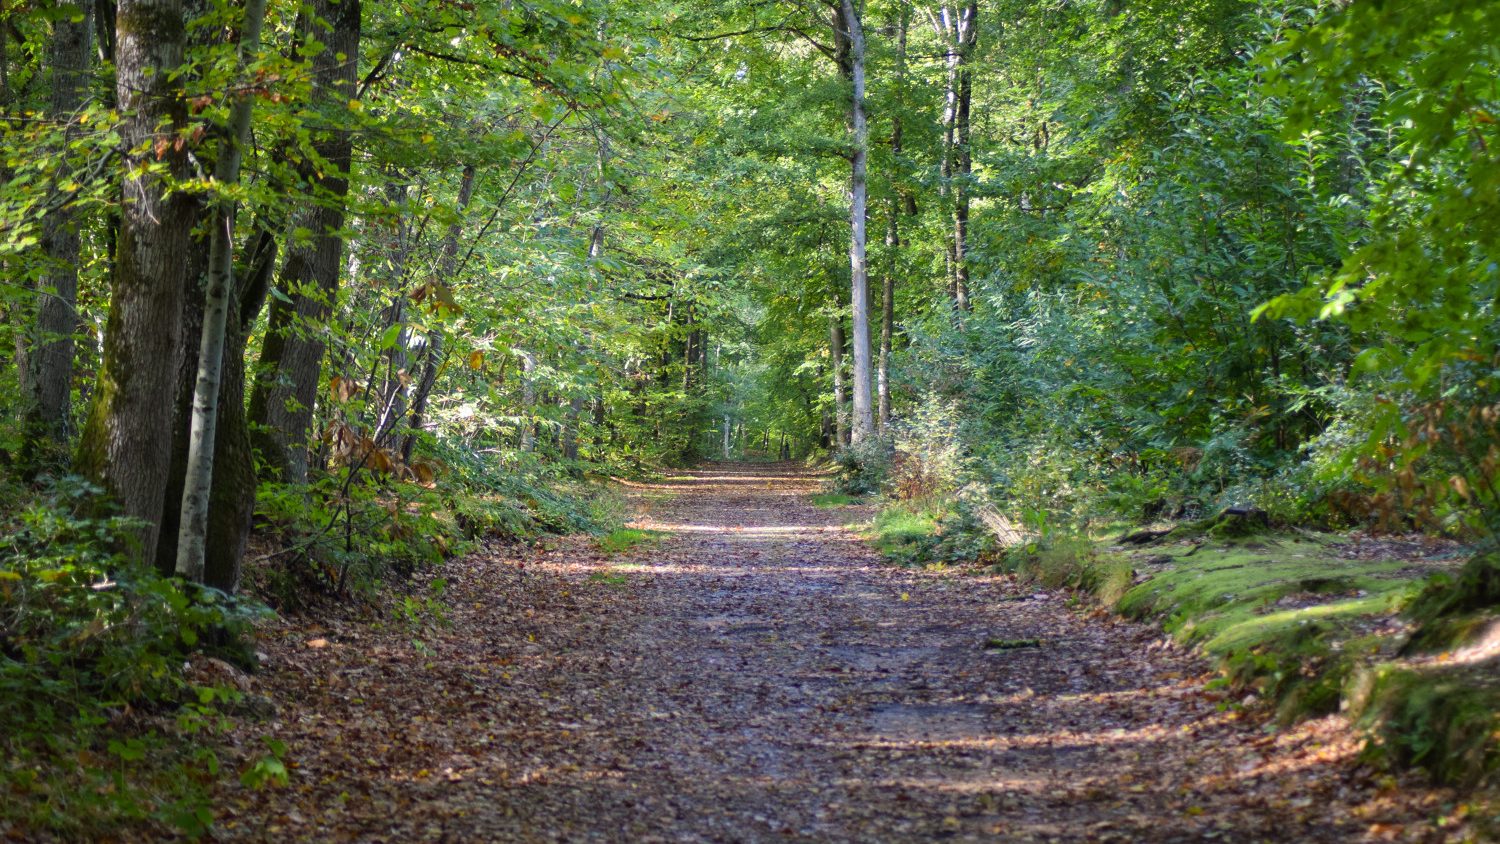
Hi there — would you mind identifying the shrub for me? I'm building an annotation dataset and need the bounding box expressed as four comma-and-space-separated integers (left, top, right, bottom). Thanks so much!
0, 475, 264, 835
832, 438, 893, 496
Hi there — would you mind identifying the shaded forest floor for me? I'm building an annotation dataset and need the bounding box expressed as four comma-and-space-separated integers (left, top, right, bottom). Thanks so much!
209, 464, 1476, 841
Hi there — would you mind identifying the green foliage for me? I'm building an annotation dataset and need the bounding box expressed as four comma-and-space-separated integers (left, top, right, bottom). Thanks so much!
809, 492, 861, 507
597, 528, 663, 554
831, 439, 894, 496
0, 476, 264, 836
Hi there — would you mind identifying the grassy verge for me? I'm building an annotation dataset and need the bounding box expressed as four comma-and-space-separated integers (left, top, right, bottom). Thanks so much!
869, 501, 1500, 792
597, 527, 666, 554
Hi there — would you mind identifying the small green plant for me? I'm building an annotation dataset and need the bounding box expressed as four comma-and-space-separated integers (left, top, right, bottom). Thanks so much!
240, 737, 291, 790
598, 528, 663, 554
810, 492, 861, 507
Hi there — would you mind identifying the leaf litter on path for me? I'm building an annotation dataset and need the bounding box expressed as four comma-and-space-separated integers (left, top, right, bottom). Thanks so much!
213, 464, 1474, 842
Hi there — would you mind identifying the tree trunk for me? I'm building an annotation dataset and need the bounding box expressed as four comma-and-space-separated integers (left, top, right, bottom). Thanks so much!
830, 311, 848, 447
561, 396, 583, 460
936, 5, 959, 300
248, 0, 361, 482
519, 350, 537, 451
173, 0, 268, 585
402, 163, 477, 463
951, 0, 978, 313
838, 0, 876, 443
371, 176, 413, 447
27, 2, 93, 451
878, 2, 908, 431
76, 0, 196, 566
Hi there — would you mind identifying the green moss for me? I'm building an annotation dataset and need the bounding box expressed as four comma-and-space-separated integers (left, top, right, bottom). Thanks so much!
997, 530, 1500, 776
1114, 539, 1411, 646
984, 637, 1042, 650
1404, 552, 1500, 654
1351, 665, 1500, 787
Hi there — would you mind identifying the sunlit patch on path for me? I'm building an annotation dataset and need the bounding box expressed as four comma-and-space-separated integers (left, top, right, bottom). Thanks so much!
222, 463, 1456, 842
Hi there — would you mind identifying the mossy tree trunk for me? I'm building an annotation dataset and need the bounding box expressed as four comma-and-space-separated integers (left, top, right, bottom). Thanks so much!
76, 0, 196, 565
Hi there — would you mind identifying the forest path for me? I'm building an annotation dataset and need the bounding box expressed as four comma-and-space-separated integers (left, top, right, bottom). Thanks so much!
224, 463, 1437, 842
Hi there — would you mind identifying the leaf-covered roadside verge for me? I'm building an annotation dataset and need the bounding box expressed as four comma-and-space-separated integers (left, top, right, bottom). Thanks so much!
860, 496, 1500, 816
0, 465, 622, 840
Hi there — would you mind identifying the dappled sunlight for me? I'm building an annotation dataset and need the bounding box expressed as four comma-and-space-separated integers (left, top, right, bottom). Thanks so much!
216, 465, 1464, 841
625, 522, 845, 535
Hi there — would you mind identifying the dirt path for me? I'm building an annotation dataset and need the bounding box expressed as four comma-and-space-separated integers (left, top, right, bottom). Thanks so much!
222, 464, 1457, 842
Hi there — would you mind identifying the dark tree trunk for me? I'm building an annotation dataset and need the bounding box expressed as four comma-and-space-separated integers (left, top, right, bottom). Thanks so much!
951, 0, 977, 313
76, 0, 196, 565
26, 2, 93, 452
248, 0, 361, 482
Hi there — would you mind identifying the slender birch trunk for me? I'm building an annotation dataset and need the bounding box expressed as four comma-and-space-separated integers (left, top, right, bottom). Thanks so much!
830, 311, 848, 447
175, 0, 269, 582
519, 350, 537, 451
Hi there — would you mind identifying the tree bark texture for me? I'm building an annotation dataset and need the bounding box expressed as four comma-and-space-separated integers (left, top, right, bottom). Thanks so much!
830, 311, 848, 447
173, 0, 268, 586
878, 2, 908, 431
837, 0, 876, 443
519, 350, 537, 452
76, 0, 196, 566
951, 0, 977, 313
249, 0, 361, 482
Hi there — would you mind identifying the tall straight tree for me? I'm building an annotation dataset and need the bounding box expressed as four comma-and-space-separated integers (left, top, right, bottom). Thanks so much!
76, 0, 195, 564
27, 1, 93, 451
173, 0, 269, 585
932, 0, 976, 311
878, 0, 910, 429
249, 0, 362, 482
950, 0, 977, 313
830, 305, 848, 446
836, 0, 876, 442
